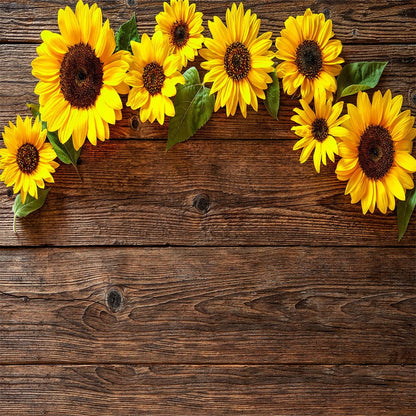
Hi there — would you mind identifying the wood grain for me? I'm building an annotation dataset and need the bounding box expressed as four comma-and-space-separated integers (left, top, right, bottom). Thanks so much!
1, 0, 416, 44
1, 43, 415, 136
0, 364, 415, 415
0, 247, 414, 364
0, 139, 414, 246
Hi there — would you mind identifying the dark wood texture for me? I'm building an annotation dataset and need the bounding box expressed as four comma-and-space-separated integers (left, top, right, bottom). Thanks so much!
0, 247, 415, 364
0, 0, 415, 414
1, 365, 415, 415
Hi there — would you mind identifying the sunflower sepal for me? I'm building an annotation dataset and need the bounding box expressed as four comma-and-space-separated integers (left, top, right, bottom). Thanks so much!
26, 103, 81, 179
12, 188, 50, 233
336, 61, 388, 100
397, 188, 416, 241
115, 13, 140, 53
264, 69, 280, 121
167, 67, 215, 150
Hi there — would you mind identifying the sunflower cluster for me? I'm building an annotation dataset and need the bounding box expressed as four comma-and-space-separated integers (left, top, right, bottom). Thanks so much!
0, 1, 415, 234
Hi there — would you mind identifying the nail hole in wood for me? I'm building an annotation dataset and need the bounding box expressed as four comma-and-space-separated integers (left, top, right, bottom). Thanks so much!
7, 189, 13, 197
193, 194, 210, 213
106, 287, 124, 313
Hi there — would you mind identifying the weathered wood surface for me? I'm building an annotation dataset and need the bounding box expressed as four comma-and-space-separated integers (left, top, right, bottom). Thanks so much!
1, 365, 415, 415
1, 0, 416, 44
1, 0, 415, 413
1, 43, 415, 136
0, 140, 415, 246
0, 247, 415, 364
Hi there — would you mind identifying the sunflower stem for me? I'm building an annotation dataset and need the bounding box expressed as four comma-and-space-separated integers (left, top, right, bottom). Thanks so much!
13, 213, 17, 234
72, 162, 83, 182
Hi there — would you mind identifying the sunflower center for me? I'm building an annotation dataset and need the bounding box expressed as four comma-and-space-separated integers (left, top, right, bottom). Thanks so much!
295, 40, 323, 80
142, 62, 166, 95
60, 43, 104, 109
358, 125, 394, 179
312, 118, 329, 142
171, 21, 189, 48
224, 42, 251, 81
16, 143, 39, 174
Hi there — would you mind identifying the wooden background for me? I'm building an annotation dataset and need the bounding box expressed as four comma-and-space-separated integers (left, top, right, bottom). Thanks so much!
0, 0, 415, 414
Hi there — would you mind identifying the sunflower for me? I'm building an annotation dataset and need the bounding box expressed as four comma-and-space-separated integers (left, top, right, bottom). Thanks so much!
31, 0, 130, 150
0, 116, 59, 203
291, 90, 349, 173
275, 8, 344, 103
125, 31, 185, 125
200, 3, 274, 118
336, 90, 416, 214
155, 0, 204, 69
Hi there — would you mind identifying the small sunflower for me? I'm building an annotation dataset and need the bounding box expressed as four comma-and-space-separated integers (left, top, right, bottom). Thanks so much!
0, 116, 59, 203
336, 90, 416, 214
155, 0, 204, 68
200, 3, 274, 118
275, 8, 344, 103
291, 90, 349, 173
31, 0, 130, 150
125, 31, 185, 125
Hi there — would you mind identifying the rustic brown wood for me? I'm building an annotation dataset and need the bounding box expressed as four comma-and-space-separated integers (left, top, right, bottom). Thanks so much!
0, 365, 415, 415
0, 247, 414, 364
1, 43, 415, 135
1, 0, 415, 413
1, 0, 416, 44
0, 139, 414, 246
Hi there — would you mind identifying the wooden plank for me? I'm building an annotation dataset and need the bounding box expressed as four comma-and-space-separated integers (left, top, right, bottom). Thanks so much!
0, 247, 414, 364
1, 43, 415, 136
0, 364, 414, 415
0, 139, 415, 246
1, 0, 416, 44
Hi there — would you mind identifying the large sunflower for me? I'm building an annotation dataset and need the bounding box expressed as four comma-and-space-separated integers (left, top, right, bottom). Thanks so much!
275, 8, 343, 103
291, 90, 349, 173
155, 0, 204, 68
200, 3, 274, 118
336, 90, 416, 214
31, 0, 130, 150
0, 116, 59, 203
125, 31, 185, 125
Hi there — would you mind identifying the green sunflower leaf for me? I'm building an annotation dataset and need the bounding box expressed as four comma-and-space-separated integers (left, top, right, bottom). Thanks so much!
115, 13, 140, 53
13, 188, 50, 219
336, 61, 388, 100
264, 69, 280, 120
26, 103, 81, 172
397, 188, 416, 241
167, 67, 215, 151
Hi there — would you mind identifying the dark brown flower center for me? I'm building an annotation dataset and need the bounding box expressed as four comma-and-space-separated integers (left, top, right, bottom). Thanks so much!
142, 62, 166, 95
60, 43, 104, 108
295, 40, 323, 80
312, 118, 329, 142
171, 21, 190, 48
16, 143, 39, 174
224, 42, 251, 81
358, 125, 394, 179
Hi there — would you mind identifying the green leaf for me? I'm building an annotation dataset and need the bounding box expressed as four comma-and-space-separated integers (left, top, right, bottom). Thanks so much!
397, 188, 416, 241
264, 69, 280, 120
167, 67, 215, 150
27, 103, 40, 118
13, 188, 50, 219
47, 131, 81, 167
336, 61, 388, 100
115, 13, 140, 53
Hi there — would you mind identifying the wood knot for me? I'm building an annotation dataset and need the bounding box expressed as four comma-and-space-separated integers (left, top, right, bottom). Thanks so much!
322, 8, 330, 18
130, 115, 140, 131
193, 194, 210, 213
413, 93, 416, 107
106, 287, 124, 313
351, 28, 358, 37
7, 189, 13, 197
126, 0, 136, 6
